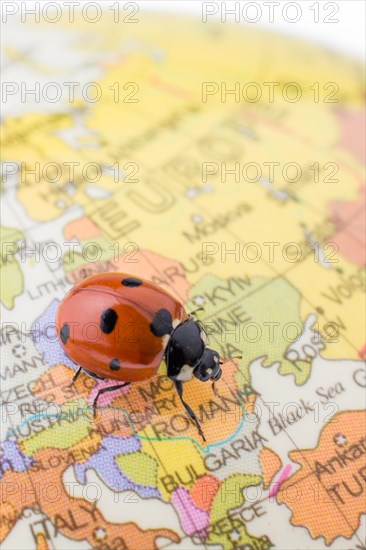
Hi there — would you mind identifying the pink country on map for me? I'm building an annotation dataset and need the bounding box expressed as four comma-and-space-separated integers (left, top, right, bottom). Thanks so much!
334, 107, 366, 164
327, 185, 366, 266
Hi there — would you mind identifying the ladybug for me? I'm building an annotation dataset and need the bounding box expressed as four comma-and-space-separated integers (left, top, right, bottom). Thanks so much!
56, 272, 241, 441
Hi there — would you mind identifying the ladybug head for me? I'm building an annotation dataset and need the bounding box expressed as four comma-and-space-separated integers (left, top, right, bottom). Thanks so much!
165, 319, 222, 383
192, 348, 221, 382
165, 318, 242, 442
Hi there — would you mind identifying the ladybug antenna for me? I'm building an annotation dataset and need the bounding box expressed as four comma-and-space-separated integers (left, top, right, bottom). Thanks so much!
189, 306, 205, 317
219, 355, 242, 365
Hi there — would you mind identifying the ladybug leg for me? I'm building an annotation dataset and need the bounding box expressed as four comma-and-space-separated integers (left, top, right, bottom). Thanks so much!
173, 380, 206, 442
71, 366, 105, 386
71, 366, 82, 384
92, 383, 131, 417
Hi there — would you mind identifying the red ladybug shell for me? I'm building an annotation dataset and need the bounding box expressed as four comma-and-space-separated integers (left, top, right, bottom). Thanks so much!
56, 273, 187, 382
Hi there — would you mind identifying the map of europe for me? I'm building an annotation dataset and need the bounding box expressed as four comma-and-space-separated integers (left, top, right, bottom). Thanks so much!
1, 7, 365, 550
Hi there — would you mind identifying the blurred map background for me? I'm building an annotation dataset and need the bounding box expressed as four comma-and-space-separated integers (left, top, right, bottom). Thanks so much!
1, 2, 365, 549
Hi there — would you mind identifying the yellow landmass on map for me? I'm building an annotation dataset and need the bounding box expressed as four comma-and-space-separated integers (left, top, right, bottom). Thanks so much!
0, 226, 24, 309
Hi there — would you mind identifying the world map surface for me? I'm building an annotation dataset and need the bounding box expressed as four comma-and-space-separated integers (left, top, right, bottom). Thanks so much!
1, 9, 366, 550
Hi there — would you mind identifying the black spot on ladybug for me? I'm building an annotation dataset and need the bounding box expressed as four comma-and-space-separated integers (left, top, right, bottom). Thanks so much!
100, 309, 118, 334
109, 358, 121, 371
60, 323, 70, 344
122, 277, 143, 287
150, 309, 173, 337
